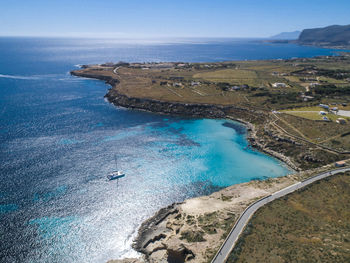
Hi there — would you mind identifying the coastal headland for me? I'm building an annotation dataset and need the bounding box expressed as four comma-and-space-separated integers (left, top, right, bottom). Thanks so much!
71, 55, 350, 262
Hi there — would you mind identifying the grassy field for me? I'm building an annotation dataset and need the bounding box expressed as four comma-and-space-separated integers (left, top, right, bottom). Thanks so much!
227, 172, 350, 263
76, 55, 350, 110
275, 113, 350, 146
193, 69, 263, 86
116, 67, 249, 106
281, 105, 350, 121
282, 111, 341, 121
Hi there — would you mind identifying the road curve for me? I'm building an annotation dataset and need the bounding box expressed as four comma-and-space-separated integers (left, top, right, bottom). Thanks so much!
211, 167, 350, 263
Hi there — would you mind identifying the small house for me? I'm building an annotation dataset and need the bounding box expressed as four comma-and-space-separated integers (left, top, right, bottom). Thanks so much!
230, 86, 241, 91
336, 118, 346, 124
191, 81, 201, 86
331, 107, 338, 112
173, 82, 183, 87
319, 104, 329, 110
272, 82, 287, 88
335, 161, 346, 167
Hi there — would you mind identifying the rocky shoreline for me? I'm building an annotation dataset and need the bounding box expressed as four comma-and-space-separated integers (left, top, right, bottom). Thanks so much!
70, 67, 314, 262
70, 69, 298, 171
108, 166, 333, 263
106, 89, 299, 171
72, 69, 231, 117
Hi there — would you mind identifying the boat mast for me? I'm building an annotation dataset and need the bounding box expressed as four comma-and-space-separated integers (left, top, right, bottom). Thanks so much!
114, 154, 118, 170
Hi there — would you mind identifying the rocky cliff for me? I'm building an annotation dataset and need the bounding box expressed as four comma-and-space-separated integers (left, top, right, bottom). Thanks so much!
298, 24, 350, 46
72, 69, 236, 119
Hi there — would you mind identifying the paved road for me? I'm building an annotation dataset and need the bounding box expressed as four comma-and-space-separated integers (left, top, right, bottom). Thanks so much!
338, 110, 350, 117
211, 167, 350, 263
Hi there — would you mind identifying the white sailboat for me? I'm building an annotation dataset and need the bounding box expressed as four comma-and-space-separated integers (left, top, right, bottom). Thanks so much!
107, 155, 125, 181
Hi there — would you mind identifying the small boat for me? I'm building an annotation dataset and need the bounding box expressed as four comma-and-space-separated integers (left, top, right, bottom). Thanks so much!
107, 155, 125, 181
107, 170, 125, 180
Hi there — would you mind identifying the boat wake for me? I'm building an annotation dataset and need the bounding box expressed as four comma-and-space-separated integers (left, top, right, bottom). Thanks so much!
0, 74, 41, 80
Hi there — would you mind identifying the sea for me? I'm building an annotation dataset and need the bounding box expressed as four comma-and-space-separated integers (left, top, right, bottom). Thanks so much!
0, 37, 342, 262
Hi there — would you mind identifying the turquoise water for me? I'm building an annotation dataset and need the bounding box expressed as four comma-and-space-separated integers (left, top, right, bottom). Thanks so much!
1, 37, 341, 262
3, 118, 289, 262
150, 119, 289, 187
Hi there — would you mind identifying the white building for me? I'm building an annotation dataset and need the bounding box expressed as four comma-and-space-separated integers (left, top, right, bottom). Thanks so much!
272, 82, 287, 88
319, 104, 329, 110
336, 118, 346, 124
173, 82, 183, 87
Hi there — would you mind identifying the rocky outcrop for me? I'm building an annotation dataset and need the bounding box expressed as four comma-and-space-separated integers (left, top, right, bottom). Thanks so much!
107, 259, 143, 263
71, 69, 236, 118
105, 90, 231, 118
70, 71, 119, 86
227, 117, 300, 171
166, 242, 195, 263
133, 204, 179, 255
125, 170, 320, 263
298, 24, 350, 46
131, 203, 197, 262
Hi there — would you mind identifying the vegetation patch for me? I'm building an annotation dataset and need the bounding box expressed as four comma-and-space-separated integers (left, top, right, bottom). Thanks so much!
221, 193, 232, 201
227, 172, 350, 263
180, 229, 206, 243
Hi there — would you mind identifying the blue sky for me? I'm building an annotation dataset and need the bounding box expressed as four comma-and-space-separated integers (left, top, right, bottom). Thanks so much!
1, 0, 349, 38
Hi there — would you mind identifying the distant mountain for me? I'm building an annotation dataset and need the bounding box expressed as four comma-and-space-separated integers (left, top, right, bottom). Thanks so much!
298, 24, 350, 46
270, 31, 301, 40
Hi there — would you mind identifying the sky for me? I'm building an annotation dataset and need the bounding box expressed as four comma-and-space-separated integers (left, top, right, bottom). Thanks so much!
1, 0, 349, 38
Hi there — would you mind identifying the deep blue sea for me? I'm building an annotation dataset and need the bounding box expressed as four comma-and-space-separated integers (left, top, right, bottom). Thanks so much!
0, 37, 342, 262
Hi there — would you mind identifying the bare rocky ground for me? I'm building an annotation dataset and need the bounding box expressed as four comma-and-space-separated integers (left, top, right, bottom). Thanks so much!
108, 164, 336, 263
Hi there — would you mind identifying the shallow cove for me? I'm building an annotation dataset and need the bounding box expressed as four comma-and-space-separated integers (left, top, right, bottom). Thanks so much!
3, 37, 336, 262
1, 111, 291, 262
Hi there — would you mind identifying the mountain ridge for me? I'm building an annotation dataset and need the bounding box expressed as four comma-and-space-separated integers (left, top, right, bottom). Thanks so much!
270, 31, 301, 40
298, 24, 350, 46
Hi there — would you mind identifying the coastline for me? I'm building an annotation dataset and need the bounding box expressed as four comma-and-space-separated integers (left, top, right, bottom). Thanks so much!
71, 67, 299, 262
225, 116, 299, 171
70, 58, 345, 261
107, 165, 335, 263
70, 69, 299, 171
105, 87, 298, 170
264, 39, 350, 50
